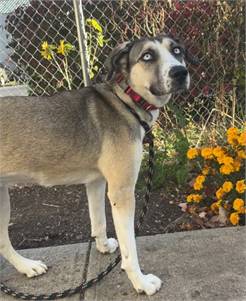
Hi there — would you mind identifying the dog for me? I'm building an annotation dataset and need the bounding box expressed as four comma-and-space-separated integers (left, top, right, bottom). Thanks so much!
0, 34, 192, 295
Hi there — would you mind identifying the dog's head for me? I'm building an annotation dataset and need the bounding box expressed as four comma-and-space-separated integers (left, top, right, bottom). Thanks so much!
106, 34, 197, 107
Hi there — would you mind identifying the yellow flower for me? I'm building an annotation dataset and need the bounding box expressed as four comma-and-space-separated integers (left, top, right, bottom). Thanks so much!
237, 150, 246, 159
216, 188, 224, 199
227, 128, 239, 146
227, 135, 239, 146
238, 207, 246, 214
211, 202, 218, 211
57, 40, 65, 55
201, 147, 213, 159
216, 154, 234, 165
233, 159, 241, 172
196, 175, 205, 184
222, 181, 233, 193
186, 194, 202, 203
86, 18, 103, 32
221, 156, 234, 165
229, 212, 239, 225
202, 165, 210, 175
57, 40, 75, 56
215, 153, 234, 166
238, 132, 246, 146
211, 200, 222, 211
236, 180, 246, 194
193, 175, 205, 190
40, 41, 56, 60
227, 127, 238, 136
233, 198, 245, 211
219, 164, 234, 175
187, 148, 199, 159
212, 146, 224, 158
217, 155, 226, 164
193, 182, 202, 190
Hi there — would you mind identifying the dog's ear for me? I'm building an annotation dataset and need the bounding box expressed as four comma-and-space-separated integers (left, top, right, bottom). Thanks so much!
184, 47, 200, 65
105, 41, 133, 81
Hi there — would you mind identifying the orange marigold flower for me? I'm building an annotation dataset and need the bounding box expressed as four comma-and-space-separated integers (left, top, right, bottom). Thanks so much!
227, 127, 239, 146
217, 155, 234, 165
193, 194, 202, 203
202, 165, 210, 175
222, 156, 234, 165
211, 200, 222, 212
238, 207, 246, 214
236, 180, 246, 193
229, 212, 240, 225
193, 175, 206, 190
193, 182, 203, 190
201, 147, 213, 159
186, 194, 202, 203
186, 195, 193, 203
233, 159, 241, 172
187, 148, 199, 159
216, 188, 224, 199
196, 175, 205, 184
219, 164, 234, 175
217, 155, 226, 164
222, 181, 233, 193
237, 150, 246, 159
211, 202, 218, 211
238, 132, 246, 146
233, 198, 245, 211
227, 127, 238, 136
227, 134, 239, 146
212, 146, 224, 158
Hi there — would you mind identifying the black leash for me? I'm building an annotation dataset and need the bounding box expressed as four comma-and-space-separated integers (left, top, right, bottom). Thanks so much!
0, 113, 154, 300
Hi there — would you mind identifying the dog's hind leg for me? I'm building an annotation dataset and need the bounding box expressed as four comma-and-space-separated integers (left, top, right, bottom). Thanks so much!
86, 178, 118, 254
0, 185, 47, 277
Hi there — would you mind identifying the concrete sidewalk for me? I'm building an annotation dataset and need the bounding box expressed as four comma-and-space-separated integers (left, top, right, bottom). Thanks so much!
1, 227, 245, 301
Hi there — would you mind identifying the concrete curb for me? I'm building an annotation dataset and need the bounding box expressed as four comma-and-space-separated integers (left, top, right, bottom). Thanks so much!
1, 227, 246, 301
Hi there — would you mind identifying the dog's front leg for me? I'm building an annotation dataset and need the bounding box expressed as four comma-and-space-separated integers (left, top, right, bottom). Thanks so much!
108, 186, 162, 295
86, 178, 118, 254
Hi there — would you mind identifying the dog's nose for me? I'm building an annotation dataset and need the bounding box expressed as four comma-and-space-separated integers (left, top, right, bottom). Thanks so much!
169, 66, 188, 81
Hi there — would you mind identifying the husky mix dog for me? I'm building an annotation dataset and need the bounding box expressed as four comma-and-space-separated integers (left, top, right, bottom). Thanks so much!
0, 34, 193, 295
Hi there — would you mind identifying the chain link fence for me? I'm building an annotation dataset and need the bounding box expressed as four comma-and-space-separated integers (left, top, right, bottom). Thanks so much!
0, 0, 245, 140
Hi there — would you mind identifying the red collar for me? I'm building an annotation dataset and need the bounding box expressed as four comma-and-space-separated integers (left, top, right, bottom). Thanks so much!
116, 74, 158, 112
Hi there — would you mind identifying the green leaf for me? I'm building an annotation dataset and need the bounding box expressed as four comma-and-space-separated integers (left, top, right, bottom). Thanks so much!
167, 103, 188, 128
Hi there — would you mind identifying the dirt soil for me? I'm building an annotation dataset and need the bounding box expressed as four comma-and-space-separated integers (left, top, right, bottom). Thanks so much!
9, 185, 183, 250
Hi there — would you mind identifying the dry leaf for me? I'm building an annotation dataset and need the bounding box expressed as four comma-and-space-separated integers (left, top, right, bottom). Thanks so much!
199, 211, 207, 218
178, 203, 187, 212
218, 207, 228, 225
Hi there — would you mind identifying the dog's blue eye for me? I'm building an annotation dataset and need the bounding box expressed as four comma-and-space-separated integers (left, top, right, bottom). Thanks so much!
142, 53, 153, 61
173, 47, 181, 55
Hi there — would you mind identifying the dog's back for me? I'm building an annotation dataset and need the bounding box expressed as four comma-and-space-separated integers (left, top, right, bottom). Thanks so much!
0, 84, 139, 186
0, 89, 104, 183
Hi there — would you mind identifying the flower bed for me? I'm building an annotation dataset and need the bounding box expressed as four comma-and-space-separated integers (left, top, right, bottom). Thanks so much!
184, 126, 245, 227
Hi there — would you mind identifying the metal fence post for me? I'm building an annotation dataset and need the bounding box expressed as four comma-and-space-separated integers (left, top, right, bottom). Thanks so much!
73, 0, 91, 87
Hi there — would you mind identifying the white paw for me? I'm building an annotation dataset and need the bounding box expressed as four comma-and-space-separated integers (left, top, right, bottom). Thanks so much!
96, 237, 118, 254
16, 257, 48, 278
134, 274, 162, 296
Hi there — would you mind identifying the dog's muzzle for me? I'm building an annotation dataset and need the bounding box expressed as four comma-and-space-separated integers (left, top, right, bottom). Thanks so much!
169, 66, 188, 86
150, 66, 189, 96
